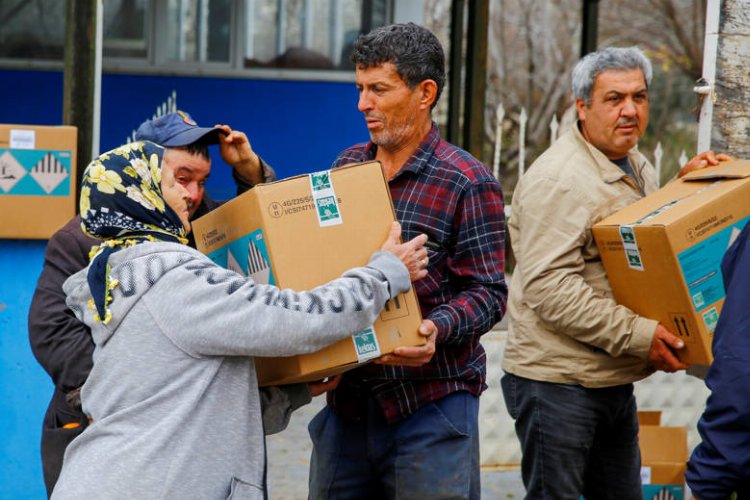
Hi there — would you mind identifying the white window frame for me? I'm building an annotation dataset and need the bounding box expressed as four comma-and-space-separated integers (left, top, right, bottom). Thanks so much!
0, 0, 421, 83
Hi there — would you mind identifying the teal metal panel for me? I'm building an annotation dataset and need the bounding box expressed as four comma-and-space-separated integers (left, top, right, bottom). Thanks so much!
0, 240, 52, 499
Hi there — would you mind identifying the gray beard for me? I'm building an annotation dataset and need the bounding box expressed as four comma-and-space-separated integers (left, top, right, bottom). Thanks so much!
368, 121, 413, 152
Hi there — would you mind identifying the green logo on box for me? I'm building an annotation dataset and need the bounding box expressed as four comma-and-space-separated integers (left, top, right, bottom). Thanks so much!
311, 171, 331, 191
316, 196, 340, 221
692, 291, 705, 309
626, 249, 642, 267
352, 327, 380, 361
703, 307, 719, 332
620, 226, 636, 244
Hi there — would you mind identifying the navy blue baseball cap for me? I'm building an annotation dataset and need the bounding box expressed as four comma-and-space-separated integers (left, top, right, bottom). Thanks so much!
134, 110, 225, 147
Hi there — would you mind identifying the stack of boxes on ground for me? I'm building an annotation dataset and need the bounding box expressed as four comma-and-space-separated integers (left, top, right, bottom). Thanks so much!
593, 159, 750, 498
638, 411, 688, 500
193, 161, 424, 386
0, 124, 77, 239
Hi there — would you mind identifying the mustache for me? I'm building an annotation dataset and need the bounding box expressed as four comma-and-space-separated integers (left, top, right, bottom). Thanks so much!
617, 118, 638, 127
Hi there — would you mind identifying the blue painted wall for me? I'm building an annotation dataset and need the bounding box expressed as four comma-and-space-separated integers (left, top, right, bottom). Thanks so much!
0, 67, 369, 498
0, 69, 370, 198
0, 241, 50, 499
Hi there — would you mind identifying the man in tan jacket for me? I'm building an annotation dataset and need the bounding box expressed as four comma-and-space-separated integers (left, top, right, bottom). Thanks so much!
502, 46, 727, 498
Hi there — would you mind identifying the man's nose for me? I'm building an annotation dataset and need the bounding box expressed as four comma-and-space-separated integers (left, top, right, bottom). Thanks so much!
358, 91, 373, 112
621, 99, 637, 117
185, 183, 201, 202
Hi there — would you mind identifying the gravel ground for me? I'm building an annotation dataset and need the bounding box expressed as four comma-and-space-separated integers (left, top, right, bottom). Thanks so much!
266, 395, 526, 500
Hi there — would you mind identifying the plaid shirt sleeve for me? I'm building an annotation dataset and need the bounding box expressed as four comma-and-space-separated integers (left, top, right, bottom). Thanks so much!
427, 179, 507, 344
328, 134, 508, 423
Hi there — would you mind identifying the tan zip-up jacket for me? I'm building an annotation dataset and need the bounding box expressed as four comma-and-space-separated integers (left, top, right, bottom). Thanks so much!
503, 123, 659, 387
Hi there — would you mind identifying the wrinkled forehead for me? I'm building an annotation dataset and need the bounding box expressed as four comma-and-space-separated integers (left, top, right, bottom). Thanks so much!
592, 68, 648, 93
355, 62, 404, 85
162, 147, 211, 180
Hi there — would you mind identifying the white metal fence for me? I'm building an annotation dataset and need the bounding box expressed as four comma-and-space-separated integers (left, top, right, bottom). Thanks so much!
492, 104, 689, 185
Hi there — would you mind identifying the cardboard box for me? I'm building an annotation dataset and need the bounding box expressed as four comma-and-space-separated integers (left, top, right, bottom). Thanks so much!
593, 160, 750, 365
0, 124, 78, 239
637, 411, 663, 426
192, 161, 424, 386
638, 412, 688, 500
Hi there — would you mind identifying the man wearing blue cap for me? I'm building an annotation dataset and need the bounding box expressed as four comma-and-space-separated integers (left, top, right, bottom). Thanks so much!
28, 111, 281, 496
135, 110, 275, 232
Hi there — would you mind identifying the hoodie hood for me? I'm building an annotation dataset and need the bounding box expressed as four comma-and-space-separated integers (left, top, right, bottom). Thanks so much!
63, 241, 198, 346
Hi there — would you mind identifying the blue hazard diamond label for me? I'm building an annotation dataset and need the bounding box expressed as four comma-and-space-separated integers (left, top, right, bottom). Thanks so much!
206, 228, 275, 286
0, 149, 71, 196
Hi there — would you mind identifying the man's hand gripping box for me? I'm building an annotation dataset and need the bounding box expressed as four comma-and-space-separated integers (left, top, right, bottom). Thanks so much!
593, 160, 750, 365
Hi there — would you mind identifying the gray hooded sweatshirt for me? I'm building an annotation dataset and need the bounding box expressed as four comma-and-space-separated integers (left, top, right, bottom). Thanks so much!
53, 242, 409, 500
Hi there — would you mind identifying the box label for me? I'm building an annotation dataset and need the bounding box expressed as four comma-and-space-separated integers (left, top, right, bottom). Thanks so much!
206, 228, 276, 285
310, 170, 343, 227
619, 225, 644, 271
668, 313, 695, 343
10, 129, 35, 149
677, 215, 750, 313
0, 149, 71, 196
351, 326, 381, 362
640, 465, 652, 484
702, 307, 719, 333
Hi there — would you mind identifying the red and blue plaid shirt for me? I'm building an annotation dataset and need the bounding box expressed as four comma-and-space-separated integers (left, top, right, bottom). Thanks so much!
328, 124, 508, 423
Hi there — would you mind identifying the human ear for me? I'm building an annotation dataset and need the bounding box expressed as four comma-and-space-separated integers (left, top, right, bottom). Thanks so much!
575, 98, 587, 122
419, 80, 438, 110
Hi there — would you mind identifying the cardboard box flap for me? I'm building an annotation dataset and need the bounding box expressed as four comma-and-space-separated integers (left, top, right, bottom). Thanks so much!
595, 160, 750, 226
595, 190, 690, 228
638, 411, 662, 426
258, 160, 384, 188
682, 159, 750, 181
639, 426, 688, 463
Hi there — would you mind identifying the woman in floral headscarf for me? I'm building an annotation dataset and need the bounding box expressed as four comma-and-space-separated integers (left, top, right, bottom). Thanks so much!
52, 141, 427, 500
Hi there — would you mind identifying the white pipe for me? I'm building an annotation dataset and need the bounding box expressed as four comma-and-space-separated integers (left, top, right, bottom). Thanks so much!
696, 0, 721, 153
92, 0, 103, 157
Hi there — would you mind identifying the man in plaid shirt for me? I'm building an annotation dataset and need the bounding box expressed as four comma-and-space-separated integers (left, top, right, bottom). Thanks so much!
308, 23, 507, 499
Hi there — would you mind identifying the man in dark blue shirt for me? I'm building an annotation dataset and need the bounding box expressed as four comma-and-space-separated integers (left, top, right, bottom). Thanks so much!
687, 222, 750, 499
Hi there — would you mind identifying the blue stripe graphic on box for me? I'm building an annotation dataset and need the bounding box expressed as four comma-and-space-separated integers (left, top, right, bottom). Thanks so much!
206, 229, 275, 286
0, 149, 71, 196
642, 484, 683, 500
678, 215, 750, 316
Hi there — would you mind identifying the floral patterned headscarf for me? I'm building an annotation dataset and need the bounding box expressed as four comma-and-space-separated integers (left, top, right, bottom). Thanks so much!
80, 141, 188, 323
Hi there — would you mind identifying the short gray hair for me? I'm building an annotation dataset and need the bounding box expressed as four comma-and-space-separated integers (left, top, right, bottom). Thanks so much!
572, 47, 653, 105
